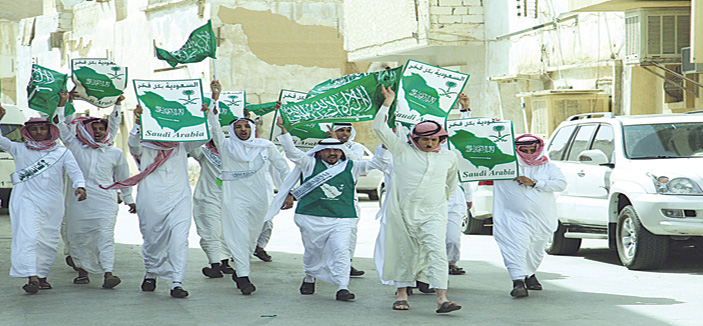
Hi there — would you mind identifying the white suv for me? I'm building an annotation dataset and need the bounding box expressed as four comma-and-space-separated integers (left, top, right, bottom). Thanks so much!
545, 112, 703, 270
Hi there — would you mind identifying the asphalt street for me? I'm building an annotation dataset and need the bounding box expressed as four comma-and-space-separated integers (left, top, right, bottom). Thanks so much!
1, 198, 702, 326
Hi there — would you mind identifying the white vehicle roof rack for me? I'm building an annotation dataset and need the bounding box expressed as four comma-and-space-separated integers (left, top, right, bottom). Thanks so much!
566, 112, 615, 121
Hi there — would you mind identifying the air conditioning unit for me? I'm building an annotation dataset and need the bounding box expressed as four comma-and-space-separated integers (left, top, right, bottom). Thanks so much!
681, 47, 703, 74
625, 8, 690, 64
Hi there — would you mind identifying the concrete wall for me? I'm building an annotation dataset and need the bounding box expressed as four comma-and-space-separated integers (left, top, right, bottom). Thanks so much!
0, 20, 19, 105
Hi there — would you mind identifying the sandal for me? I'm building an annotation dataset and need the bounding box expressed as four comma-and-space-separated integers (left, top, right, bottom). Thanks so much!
102, 275, 121, 289
392, 300, 410, 310
253, 250, 272, 262
436, 301, 462, 313
449, 264, 466, 275
73, 275, 90, 284
23, 281, 39, 294
38, 278, 52, 289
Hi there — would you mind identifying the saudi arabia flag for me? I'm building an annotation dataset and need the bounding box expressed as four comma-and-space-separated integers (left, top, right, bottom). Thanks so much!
446, 118, 518, 182
27, 64, 74, 117
133, 79, 209, 142
217, 91, 246, 126
155, 20, 217, 68
71, 58, 128, 108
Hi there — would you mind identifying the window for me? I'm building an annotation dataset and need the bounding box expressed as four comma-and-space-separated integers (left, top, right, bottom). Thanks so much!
591, 124, 615, 163
546, 125, 576, 161
566, 124, 597, 161
624, 122, 703, 159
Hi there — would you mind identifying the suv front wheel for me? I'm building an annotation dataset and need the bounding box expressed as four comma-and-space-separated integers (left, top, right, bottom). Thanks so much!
616, 205, 669, 270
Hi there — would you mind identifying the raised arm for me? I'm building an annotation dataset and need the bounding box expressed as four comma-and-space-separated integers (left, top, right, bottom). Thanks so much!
54, 102, 79, 147
373, 85, 405, 154
206, 80, 226, 150
458, 93, 471, 119
275, 116, 311, 166
107, 95, 125, 140
127, 105, 143, 158
0, 105, 18, 154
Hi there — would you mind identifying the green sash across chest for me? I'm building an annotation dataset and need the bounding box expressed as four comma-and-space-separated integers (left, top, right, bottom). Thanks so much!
295, 159, 357, 218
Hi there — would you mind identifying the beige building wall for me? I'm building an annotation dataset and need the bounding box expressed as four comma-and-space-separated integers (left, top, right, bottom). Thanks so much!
6, 0, 374, 149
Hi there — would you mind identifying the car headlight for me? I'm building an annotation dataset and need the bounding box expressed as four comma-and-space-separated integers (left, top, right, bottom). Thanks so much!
648, 173, 703, 195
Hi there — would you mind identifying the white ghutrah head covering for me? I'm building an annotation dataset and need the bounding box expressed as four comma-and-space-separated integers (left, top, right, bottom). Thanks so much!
227, 117, 271, 162
308, 138, 351, 161
332, 122, 356, 142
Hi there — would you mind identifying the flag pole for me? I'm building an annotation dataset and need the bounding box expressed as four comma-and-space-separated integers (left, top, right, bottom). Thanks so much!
212, 58, 217, 81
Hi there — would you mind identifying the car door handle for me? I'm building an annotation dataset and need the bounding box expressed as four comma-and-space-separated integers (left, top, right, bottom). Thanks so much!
577, 171, 585, 177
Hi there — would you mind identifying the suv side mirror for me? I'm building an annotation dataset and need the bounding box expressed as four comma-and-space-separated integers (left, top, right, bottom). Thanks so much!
578, 149, 608, 165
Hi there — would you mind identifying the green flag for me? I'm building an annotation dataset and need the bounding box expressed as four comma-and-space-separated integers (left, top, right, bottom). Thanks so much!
71, 58, 128, 108
27, 64, 68, 117
245, 101, 277, 116
155, 20, 217, 68
133, 79, 209, 142
217, 91, 246, 126
395, 60, 469, 126
446, 118, 518, 182
278, 67, 401, 131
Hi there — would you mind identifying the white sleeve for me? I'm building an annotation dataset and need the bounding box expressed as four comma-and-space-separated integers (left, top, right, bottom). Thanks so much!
277, 133, 316, 176
63, 150, 86, 189
373, 105, 406, 155
107, 105, 122, 140
114, 152, 134, 204
352, 146, 390, 176
127, 124, 143, 158
534, 164, 567, 193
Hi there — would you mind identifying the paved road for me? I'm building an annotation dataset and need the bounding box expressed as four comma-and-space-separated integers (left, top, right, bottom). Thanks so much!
1, 199, 702, 326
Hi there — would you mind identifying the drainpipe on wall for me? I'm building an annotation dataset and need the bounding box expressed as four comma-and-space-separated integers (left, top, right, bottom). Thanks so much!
613, 59, 623, 116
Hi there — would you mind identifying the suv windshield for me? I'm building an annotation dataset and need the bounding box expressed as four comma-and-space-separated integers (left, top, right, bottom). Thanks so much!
624, 122, 703, 159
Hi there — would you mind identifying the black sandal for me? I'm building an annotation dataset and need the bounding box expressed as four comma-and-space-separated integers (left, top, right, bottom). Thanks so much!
38, 278, 52, 289
73, 275, 90, 284
23, 281, 39, 294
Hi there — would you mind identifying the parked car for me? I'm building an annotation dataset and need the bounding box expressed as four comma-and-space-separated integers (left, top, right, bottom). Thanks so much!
462, 181, 493, 234
355, 145, 384, 200
545, 112, 703, 270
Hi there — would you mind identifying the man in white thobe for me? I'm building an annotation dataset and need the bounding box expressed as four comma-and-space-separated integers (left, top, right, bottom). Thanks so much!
55, 94, 135, 289
493, 134, 566, 298
270, 117, 388, 301
105, 105, 207, 298
190, 143, 235, 278
373, 86, 461, 314
0, 104, 87, 294
205, 82, 290, 295
331, 122, 366, 277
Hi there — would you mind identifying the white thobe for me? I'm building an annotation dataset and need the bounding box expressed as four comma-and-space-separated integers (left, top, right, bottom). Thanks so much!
492, 162, 566, 280
60, 105, 122, 257
128, 125, 205, 282
344, 140, 364, 260
0, 130, 85, 278
58, 109, 134, 274
208, 113, 290, 277
373, 105, 458, 289
279, 133, 388, 286
446, 185, 471, 264
190, 147, 230, 264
